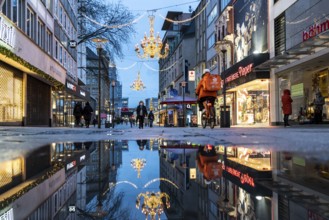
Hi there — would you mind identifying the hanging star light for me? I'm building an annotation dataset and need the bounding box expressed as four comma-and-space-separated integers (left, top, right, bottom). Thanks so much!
136, 191, 170, 220
131, 72, 146, 91
135, 15, 169, 59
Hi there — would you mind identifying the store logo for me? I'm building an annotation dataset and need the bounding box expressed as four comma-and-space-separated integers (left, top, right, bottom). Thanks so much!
67, 82, 76, 91
303, 19, 329, 41
225, 63, 253, 83
225, 165, 255, 187
0, 15, 16, 48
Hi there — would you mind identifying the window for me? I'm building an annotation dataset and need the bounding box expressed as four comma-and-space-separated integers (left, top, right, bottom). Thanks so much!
26, 6, 36, 40
55, 41, 58, 59
207, 5, 217, 26
274, 13, 286, 56
46, 29, 52, 55
37, 19, 45, 49
59, 45, 63, 63
221, 0, 230, 12
59, 5, 63, 24
207, 33, 215, 49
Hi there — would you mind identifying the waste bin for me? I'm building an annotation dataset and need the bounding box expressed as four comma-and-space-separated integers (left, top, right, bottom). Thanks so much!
178, 117, 184, 127
105, 121, 111, 128
220, 105, 230, 128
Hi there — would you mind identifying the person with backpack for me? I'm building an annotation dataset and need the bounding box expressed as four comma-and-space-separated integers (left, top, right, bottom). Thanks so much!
195, 69, 220, 118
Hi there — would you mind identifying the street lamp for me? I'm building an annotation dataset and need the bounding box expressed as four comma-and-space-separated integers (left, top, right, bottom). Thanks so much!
111, 80, 116, 128
181, 81, 187, 127
221, 48, 228, 128
92, 38, 108, 129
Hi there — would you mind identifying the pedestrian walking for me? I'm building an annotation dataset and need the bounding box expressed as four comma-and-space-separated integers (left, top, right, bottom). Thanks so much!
281, 89, 293, 127
313, 91, 325, 124
148, 110, 154, 127
83, 102, 93, 128
136, 101, 147, 129
73, 102, 83, 127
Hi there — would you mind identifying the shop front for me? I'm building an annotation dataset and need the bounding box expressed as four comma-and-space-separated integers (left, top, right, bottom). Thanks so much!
216, 145, 273, 219
222, 53, 270, 126
52, 80, 90, 127
0, 13, 66, 126
160, 96, 197, 127
269, 0, 329, 125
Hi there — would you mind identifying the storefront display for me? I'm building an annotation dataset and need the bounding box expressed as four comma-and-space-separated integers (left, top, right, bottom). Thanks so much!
0, 64, 23, 124
236, 88, 269, 125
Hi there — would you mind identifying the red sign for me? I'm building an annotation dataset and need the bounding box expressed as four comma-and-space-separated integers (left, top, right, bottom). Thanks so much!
121, 107, 129, 112
224, 164, 255, 187
225, 63, 253, 84
303, 19, 329, 42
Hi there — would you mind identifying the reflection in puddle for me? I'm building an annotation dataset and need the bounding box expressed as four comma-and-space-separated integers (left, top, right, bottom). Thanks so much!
0, 140, 329, 220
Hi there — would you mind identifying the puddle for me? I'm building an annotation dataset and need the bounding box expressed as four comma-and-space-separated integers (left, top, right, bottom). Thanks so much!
0, 140, 329, 220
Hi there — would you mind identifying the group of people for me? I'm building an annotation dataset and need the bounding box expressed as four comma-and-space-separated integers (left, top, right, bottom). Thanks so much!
73, 102, 94, 128
281, 89, 325, 127
135, 101, 154, 129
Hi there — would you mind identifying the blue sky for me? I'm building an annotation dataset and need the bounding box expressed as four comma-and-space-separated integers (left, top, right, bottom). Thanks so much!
116, 0, 200, 107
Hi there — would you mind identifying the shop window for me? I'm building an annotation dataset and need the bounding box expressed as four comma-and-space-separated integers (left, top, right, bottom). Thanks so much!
0, 66, 23, 123
274, 13, 286, 56
0, 158, 23, 194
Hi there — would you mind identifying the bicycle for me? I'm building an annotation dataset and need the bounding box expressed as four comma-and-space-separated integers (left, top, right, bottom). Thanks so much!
201, 100, 216, 129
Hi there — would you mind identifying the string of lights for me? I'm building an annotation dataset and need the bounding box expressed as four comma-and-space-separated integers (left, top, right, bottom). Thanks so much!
143, 177, 179, 189
143, 61, 177, 72
81, 0, 206, 30
158, 1, 209, 24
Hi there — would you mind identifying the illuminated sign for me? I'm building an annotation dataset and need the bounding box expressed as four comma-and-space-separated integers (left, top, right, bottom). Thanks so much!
80, 90, 86, 97
303, 19, 329, 42
0, 15, 16, 48
224, 165, 255, 187
0, 208, 14, 220
188, 70, 195, 81
190, 168, 196, 179
67, 82, 77, 91
66, 161, 76, 170
225, 63, 253, 83
80, 155, 86, 162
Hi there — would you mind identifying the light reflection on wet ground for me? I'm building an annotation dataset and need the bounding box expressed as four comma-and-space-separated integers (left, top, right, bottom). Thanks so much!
0, 139, 329, 220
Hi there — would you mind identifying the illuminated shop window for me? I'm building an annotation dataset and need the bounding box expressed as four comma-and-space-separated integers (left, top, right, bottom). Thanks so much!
0, 66, 23, 122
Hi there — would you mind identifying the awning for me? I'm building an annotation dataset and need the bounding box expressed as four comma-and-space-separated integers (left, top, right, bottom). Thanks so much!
160, 96, 197, 105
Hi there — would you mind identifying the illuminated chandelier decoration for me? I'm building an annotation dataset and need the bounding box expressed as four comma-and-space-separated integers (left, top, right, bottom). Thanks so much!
135, 15, 169, 59
131, 158, 147, 178
136, 191, 170, 220
130, 72, 146, 91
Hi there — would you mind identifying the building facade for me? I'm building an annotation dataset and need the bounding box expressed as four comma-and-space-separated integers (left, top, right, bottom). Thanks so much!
159, 12, 196, 127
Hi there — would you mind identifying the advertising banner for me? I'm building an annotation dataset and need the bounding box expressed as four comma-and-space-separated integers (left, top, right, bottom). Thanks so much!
234, 0, 268, 62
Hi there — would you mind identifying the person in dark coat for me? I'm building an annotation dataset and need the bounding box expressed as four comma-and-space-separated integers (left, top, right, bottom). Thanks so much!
148, 110, 154, 127
73, 102, 83, 127
83, 102, 93, 128
281, 89, 293, 127
313, 91, 325, 124
136, 101, 147, 129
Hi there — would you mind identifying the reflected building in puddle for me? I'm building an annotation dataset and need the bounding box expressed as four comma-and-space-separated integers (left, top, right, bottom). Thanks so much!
1, 140, 329, 220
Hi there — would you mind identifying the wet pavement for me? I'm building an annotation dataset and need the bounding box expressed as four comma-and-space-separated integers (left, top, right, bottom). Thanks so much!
0, 134, 329, 219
